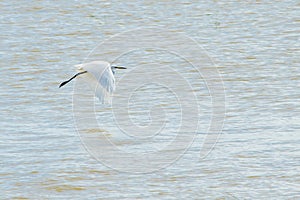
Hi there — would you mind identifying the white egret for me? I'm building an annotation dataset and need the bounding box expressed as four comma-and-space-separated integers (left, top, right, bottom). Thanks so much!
59, 61, 126, 103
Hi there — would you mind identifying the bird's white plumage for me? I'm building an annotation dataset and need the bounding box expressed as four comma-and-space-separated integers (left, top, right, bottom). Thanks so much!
75, 61, 115, 103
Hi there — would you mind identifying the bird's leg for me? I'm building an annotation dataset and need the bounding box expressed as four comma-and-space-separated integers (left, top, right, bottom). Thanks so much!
59, 71, 87, 88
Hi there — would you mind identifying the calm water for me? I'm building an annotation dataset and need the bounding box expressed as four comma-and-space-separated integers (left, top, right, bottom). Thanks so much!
1, 0, 299, 199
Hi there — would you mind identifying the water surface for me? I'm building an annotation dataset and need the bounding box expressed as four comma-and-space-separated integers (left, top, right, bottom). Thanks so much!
1, 0, 299, 199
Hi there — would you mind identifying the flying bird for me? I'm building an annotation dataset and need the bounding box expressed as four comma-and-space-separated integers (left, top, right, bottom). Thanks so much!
59, 61, 126, 103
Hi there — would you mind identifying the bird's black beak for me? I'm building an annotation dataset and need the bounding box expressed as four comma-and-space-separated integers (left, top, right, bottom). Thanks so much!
113, 66, 127, 69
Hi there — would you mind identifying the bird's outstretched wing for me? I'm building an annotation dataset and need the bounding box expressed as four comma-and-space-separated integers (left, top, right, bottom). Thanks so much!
75, 61, 115, 103
97, 65, 115, 94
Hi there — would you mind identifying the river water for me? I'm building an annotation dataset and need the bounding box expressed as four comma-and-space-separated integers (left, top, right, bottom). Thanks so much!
1, 0, 299, 199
